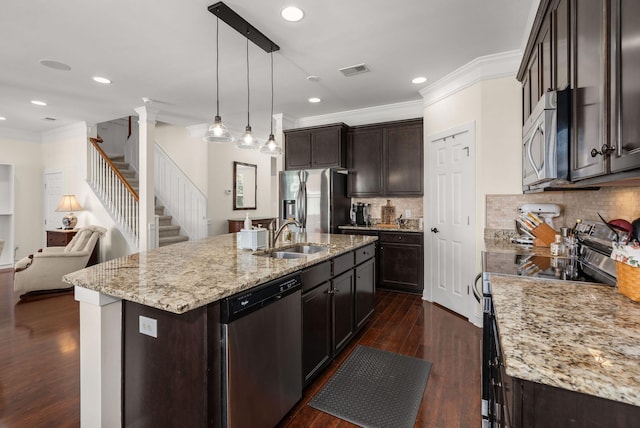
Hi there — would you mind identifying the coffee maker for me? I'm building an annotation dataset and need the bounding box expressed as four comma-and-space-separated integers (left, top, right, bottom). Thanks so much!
351, 203, 370, 226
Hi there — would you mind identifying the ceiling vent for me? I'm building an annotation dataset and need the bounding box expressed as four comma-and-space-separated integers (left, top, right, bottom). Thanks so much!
339, 63, 370, 77
42, 117, 57, 121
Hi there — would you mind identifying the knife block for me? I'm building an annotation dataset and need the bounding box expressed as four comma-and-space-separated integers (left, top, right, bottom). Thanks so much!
532, 223, 557, 247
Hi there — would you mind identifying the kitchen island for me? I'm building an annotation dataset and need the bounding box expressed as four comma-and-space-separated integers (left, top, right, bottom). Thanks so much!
63, 232, 377, 428
488, 273, 640, 426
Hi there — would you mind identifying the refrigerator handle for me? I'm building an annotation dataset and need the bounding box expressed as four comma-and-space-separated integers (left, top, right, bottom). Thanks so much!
296, 170, 307, 230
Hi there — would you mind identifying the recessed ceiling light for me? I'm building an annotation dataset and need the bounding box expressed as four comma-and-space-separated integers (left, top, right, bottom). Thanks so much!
31, 100, 47, 106
92, 76, 112, 84
39, 59, 71, 71
307, 75, 320, 82
0, 117, 6, 121
308, 97, 321, 103
412, 76, 427, 84
281, 6, 304, 22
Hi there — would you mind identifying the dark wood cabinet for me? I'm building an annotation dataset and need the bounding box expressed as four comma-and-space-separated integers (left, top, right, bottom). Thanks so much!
553, 0, 570, 91
332, 269, 354, 353
284, 123, 347, 170
610, 0, 640, 174
301, 280, 332, 386
348, 118, 423, 197
347, 127, 384, 196
378, 232, 423, 294
354, 257, 375, 330
227, 217, 275, 233
570, 0, 608, 181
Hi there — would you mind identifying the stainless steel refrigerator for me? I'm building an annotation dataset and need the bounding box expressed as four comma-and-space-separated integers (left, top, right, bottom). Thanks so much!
279, 168, 351, 233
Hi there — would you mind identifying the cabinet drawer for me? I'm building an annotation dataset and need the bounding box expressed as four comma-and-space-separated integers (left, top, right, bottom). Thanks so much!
333, 252, 354, 276
302, 260, 332, 293
379, 232, 423, 245
355, 244, 375, 265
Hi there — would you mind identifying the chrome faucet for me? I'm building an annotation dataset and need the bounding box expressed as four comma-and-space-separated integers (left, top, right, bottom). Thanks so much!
269, 219, 302, 247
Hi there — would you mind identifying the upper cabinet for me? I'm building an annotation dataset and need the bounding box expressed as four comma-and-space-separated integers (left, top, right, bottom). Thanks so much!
518, 0, 640, 187
348, 118, 423, 197
284, 123, 348, 170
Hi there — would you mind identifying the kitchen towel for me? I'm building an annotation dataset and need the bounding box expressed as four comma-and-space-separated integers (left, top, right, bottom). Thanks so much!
309, 345, 432, 428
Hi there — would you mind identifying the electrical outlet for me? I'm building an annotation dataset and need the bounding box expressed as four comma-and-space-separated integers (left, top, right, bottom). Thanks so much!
405, 209, 411, 218
139, 315, 157, 338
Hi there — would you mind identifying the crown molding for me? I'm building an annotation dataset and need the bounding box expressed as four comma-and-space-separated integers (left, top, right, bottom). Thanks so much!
294, 99, 424, 128
0, 127, 42, 143
41, 121, 88, 144
419, 50, 522, 107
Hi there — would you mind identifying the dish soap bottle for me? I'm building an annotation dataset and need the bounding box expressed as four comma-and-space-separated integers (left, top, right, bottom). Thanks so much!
243, 213, 251, 230
550, 234, 565, 257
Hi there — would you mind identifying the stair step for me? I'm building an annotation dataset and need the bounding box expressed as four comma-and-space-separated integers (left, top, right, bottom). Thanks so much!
112, 161, 130, 170
155, 206, 165, 216
158, 215, 172, 226
119, 170, 136, 178
159, 235, 189, 246
159, 225, 181, 237
110, 155, 124, 162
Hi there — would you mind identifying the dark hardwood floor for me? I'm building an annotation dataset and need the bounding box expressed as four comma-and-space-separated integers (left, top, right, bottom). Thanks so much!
0, 269, 481, 428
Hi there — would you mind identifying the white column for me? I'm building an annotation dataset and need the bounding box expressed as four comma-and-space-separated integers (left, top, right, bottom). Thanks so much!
134, 106, 159, 251
75, 286, 122, 428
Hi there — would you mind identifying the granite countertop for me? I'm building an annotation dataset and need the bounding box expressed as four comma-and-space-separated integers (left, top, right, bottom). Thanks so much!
339, 224, 423, 233
490, 274, 640, 407
63, 232, 377, 314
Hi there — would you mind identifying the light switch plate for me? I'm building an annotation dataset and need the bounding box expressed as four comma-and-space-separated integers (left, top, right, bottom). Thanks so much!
405, 209, 411, 218
139, 315, 157, 338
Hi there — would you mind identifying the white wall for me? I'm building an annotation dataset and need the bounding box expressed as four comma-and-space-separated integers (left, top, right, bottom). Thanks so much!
0, 134, 44, 260
423, 76, 522, 262
154, 123, 208, 195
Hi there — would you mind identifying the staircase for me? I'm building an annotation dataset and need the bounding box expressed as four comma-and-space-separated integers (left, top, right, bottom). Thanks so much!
110, 155, 189, 247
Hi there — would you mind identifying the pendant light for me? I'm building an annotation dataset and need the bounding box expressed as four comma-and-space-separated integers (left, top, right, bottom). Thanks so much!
260, 51, 282, 155
203, 17, 233, 143
236, 37, 260, 149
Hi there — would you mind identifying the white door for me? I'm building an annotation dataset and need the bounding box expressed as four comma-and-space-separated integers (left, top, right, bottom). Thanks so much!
44, 170, 65, 232
426, 122, 476, 322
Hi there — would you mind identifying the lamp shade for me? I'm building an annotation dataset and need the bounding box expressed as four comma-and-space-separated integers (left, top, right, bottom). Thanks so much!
55, 195, 83, 229
55, 195, 83, 212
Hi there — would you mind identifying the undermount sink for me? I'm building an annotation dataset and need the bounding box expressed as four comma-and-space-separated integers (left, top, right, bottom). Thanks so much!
265, 251, 307, 259
255, 244, 329, 259
282, 245, 327, 254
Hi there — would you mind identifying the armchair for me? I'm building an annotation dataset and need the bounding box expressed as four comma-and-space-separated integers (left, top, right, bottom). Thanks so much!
14, 225, 106, 296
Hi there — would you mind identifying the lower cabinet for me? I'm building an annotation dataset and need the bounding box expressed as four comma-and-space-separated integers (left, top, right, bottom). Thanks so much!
379, 232, 424, 294
301, 247, 375, 386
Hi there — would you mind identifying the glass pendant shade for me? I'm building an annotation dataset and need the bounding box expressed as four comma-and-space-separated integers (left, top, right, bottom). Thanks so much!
203, 115, 234, 143
236, 125, 260, 149
260, 134, 282, 154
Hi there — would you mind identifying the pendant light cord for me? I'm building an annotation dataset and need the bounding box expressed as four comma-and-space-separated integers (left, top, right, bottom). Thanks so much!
246, 36, 250, 127
270, 51, 274, 135
215, 18, 220, 117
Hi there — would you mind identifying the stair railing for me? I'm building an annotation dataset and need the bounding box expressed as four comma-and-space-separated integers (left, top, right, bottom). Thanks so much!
87, 138, 139, 247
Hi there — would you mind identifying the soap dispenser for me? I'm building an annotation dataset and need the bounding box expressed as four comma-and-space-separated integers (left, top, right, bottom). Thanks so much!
243, 213, 251, 230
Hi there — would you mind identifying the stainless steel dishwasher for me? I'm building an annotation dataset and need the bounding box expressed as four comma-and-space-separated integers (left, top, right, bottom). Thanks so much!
220, 272, 302, 428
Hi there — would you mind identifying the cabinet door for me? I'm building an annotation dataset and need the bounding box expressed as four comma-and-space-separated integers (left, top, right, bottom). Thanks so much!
554, 0, 570, 91
302, 282, 332, 385
348, 127, 383, 196
332, 270, 354, 353
285, 131, 312, 170
540, 20, 552, 94
529, 49, 540, 106
355, 258, 375, 330
311, 126, 344, 168
611, 0, 640, 173
379, 235, 423, 294
570, 0, 607, 180
384, 122, 424, 195
522, 74, 532, 125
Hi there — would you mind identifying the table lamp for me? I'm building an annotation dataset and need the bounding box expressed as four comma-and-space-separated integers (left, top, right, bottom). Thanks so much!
55, 195, 83, 229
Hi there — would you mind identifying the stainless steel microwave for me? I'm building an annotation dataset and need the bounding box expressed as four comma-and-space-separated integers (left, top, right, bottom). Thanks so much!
522, 88, 571, 192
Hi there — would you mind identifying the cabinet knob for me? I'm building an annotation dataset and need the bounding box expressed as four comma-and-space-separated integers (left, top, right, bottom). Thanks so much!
590, 144, 616, 158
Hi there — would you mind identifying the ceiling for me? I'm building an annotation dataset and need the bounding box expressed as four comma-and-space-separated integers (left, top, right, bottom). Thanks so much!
0, 0, 536, 139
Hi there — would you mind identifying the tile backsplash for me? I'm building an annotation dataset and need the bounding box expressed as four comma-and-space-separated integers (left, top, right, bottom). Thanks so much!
486, 187, 640, 230
351, 197, 424, 222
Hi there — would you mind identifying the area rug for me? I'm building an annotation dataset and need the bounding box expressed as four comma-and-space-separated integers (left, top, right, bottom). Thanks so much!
309, 345, 432, 428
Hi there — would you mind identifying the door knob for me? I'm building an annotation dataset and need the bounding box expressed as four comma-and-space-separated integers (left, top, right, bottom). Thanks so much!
430, 227, 439, 233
